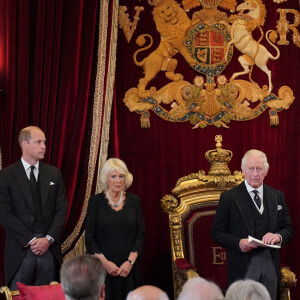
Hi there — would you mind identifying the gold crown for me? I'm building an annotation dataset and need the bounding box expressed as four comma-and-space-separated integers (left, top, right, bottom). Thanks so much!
205, 135, 233, 176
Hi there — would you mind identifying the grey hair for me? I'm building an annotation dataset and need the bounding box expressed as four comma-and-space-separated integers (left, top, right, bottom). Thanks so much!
241, 149, 269, 172
225, 279, 271, 300
177, 277, 224, 300
60, 255, 106, 300
100, 158, 133, 192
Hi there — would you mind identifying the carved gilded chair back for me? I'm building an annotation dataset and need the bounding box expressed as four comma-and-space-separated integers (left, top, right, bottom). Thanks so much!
161, 135, 243, 298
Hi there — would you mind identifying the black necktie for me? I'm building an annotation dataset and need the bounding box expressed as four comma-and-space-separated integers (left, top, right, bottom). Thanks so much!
29, 165, 37, 192
29, 166, 45, 232
252, 190, 261, 209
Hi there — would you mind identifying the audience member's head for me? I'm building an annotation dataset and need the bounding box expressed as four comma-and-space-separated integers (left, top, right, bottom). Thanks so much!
126, 285, 169, 300
60, 254, 106, 300
177, 277, 224, 300
225, 279, 271, 300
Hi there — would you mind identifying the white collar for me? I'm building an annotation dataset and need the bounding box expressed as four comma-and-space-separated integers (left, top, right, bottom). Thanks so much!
21, 157, 39, 171
244, 179, 263, 195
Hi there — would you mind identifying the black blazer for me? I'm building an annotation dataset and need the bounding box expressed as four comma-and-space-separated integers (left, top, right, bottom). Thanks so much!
211, 181, 294, 286
0, 160, 68, 285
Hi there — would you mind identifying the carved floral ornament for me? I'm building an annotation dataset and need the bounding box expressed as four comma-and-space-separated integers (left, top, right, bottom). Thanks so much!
119, 0, 299, 128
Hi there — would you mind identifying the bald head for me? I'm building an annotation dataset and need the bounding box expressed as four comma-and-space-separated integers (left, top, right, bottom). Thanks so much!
126, 285, 169, 300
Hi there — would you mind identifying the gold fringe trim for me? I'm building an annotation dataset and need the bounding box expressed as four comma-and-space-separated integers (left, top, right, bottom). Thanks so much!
95, 0, 119, 194
63, 232, 87, 260
61, 0, 119, 255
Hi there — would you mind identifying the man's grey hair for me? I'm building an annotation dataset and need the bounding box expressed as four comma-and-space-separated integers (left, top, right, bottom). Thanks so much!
177, 277, 224, 300
60, 254, 106, 300
225, 279, 271, 300
241, 149, 269, 172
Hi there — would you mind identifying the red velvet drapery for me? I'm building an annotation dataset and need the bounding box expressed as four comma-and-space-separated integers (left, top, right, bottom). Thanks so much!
0, 0, 99, 286
112, 0, 300, 298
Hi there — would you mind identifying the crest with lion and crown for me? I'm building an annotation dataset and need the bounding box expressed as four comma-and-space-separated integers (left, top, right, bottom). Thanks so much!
119, 0, 297, 129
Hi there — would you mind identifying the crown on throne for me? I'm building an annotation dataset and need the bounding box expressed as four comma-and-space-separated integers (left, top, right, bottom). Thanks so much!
169, 135, 243, 197
205, 135, 233, 176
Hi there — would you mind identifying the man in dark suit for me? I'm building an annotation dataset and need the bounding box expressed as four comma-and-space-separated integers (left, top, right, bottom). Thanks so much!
211, 149, 293, 300
0, 126, 68, 289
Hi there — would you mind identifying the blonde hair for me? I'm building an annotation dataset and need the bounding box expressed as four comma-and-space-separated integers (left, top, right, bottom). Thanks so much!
100, 158, 133, 192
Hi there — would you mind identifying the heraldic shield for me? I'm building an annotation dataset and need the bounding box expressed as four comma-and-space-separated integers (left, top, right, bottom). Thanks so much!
185, 23, 233, 77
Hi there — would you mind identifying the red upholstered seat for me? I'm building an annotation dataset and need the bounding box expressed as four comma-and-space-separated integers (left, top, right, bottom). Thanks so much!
0, 282, 65, 300
182, 204, 227, 291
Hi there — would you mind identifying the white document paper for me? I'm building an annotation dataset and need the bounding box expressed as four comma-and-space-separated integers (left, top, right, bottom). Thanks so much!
248, 235, 281, 249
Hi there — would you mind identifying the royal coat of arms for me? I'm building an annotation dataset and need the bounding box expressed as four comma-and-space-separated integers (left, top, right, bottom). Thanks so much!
119, 0, 298, 128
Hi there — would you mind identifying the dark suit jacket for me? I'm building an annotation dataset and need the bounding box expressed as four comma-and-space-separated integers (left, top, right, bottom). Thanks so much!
211, 181, 294, 286
0, 160, 68, 285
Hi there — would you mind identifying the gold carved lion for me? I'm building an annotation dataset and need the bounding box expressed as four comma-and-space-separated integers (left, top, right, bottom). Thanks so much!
133, 0, 196, 98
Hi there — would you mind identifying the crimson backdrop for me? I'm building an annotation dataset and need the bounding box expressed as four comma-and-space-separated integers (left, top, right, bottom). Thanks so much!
0, 0, 100, 288
112, 0, 300, 298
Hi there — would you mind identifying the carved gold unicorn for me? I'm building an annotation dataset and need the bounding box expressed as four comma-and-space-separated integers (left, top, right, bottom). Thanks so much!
225, 0, 280, 93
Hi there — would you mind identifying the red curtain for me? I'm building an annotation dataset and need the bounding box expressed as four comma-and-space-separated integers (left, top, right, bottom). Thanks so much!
0, 0, 99, 286
113, 0, 300, 298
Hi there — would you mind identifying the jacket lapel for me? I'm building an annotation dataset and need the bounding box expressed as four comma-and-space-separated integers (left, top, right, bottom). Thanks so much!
38, 163, 50, 209
233, 182, 255, 236
264, 185, 278, 232
13, 160, 35, 212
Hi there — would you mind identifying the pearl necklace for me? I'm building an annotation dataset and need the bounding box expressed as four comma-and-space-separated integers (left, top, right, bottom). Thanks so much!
106, 191, 123, 207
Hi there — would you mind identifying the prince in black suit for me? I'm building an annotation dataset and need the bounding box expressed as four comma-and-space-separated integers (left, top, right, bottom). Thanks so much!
0, 126, 68, 289
211, 149, 293, 300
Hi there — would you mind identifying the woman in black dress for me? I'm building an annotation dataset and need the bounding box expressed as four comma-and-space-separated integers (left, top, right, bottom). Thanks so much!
85, 158, 145, 300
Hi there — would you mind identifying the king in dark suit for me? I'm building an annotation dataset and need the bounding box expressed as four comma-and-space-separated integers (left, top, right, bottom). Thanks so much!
0, 126, 68, 289
211, 149, 294, 300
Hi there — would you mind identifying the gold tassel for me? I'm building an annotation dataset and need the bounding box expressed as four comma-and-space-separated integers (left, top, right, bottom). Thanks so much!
269, 110, 279, 126
141, 113, 150, 128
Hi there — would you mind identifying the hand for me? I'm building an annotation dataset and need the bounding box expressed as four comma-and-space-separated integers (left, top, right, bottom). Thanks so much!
262, 233, 281, 245
95, 254, 120, 276
118, 261, 133, 277
239, 238, 257, 252
103, 260, 120, 276
30, 238, 50, 255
